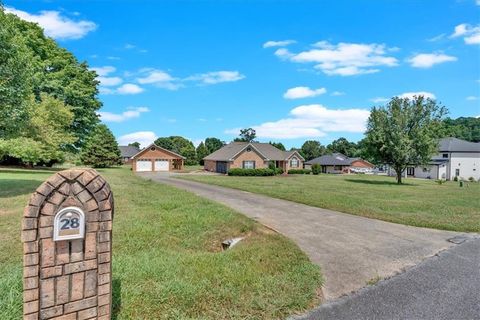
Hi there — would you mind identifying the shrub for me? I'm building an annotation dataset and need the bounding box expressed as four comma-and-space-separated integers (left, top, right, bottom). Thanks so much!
311, 164, 321, 175
228, 168, 275, 176
288, 169, 311, 174
468, 177, 475, 182
275, 168, 284, 175
453, 176, 458, 182
435, 179, 445, 185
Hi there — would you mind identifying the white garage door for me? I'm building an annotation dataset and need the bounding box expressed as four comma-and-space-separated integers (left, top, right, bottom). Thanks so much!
154, 159, 169, 171
136, 159, 152, 172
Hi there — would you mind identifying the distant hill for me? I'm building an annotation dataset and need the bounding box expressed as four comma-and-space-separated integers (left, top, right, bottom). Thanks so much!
440, 117, 480, 142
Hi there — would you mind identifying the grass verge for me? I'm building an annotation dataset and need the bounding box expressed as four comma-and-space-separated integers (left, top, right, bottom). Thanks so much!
178, 174, 480, 232
0, 167, 321, 319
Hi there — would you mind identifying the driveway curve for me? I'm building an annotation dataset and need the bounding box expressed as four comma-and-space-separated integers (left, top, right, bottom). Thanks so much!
139, 173, 465, 300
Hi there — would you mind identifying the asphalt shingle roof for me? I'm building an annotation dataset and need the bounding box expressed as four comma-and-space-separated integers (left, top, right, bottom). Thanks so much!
204, 142, 303, 161
119, 145, 140, 158
305, 153, 354, 166
438, 137, 480, 152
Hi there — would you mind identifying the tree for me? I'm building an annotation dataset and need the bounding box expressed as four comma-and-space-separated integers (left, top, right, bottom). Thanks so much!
80, 124, 122, 168
154, 136, 198, 165
196, 142, 209, 165
128, 142, 141, 148
205, 137, 224, 154
327, 137, 358, 157
269, 141, 286, 151
300, 140, 325, 161
1, 8, 101, 148
234, 128, 256, 142
364, 96, 446, 184
438, 117, 480, 142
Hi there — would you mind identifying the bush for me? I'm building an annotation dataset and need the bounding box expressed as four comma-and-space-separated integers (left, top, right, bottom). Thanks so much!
311, 164, 321, 175
228, 168, 276, 176
435, 179, 445, 185
453, 176, 458, 182
288, 169, 311, 175
468, 177, 475, 182
275, 168, 284, 175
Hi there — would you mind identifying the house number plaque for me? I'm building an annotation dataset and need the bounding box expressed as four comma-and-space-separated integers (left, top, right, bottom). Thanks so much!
53, 206, 85, 241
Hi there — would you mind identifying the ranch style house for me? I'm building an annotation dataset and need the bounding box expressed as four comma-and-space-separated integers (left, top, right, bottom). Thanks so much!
203, 142, 305, 174
304, 153, 374, 173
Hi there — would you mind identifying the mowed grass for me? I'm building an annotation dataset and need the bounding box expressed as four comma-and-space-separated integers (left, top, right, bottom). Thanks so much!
0, 167, 321, 320
179, 174, 480, 232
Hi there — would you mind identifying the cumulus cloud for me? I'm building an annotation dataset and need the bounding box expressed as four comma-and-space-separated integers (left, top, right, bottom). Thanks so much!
451, 23, 480, 45
466, 96, 478, 101
136, 69, 181, 90
226, 104, 370, 139
91, 66, 116, 76
283, 86, 327, 99
263, 40, 296, 48
185, 71, 245, 84
5, 7, 96, 40
90, 66, 123, 87
117, 83, 144, 95
118, 131, 157, 148
98, 107, 150, 123
273, 41, 398, 76
408, 53, 457, 68
371, 91, 436, 103
331, 91, 345, 96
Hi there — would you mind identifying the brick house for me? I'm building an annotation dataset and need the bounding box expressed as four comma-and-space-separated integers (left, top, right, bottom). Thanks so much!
305, 153, 374, 174
203, 142, 304, 174
119, 145, 140, 164
131, 143, 185, 172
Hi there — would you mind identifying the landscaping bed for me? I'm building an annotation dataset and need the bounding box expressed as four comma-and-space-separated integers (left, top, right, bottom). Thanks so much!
0, 167, 321, 319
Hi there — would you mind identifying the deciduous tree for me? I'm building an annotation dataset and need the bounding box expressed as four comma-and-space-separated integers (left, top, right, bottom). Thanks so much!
205, 137, 224, 154
80, 124, 122, 168
196, 142, 209, 165
300, 140, 324, 161
364, 96, 446, 184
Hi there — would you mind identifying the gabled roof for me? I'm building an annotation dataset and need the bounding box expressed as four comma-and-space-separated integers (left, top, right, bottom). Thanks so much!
131, 143, 186, 159
305, 153, 353, 166
119, 145, 140, 158
204, 142, 304, 161
438, 137, 480, 152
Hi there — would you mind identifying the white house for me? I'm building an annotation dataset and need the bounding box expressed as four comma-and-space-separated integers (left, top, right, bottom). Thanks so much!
389, 137, 480, 180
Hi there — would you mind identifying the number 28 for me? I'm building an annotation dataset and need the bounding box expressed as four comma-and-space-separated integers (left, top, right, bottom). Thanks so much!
60, 217, 80, 230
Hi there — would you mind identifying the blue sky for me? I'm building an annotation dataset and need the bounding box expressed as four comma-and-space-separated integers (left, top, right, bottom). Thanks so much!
5, 0, 480, 148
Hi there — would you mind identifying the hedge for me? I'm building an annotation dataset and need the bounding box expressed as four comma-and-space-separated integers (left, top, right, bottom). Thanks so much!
288, 169, 311, 174
228, 168, 276, 176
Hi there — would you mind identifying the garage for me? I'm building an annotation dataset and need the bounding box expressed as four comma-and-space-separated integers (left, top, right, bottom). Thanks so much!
154, 159, 169, 171
216, 161, 228, 174
131, 143, 185, 172
136, 159, 152, 172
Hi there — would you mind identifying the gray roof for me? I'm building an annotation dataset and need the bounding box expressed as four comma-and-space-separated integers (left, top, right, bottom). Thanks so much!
204, 142, 304, 161
438, 137, 480, 152
305, 153, 353, 166
119, 145, 140, 158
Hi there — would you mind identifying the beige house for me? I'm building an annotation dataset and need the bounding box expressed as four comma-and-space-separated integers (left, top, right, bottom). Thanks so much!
131, 143, 185, 172
204, 142, 304, 174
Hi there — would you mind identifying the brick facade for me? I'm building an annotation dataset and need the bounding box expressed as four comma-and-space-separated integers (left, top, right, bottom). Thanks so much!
22, 169, 113, 320
132, 145, 184, 172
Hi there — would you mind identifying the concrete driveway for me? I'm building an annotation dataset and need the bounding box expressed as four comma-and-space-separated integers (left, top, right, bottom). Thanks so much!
138, 172, 470, 301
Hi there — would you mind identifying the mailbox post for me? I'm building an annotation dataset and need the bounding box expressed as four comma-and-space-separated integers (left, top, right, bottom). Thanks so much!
22, 169, 114, 320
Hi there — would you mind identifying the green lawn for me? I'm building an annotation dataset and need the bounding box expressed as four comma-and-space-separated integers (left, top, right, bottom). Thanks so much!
179, 174, 480, 232
0, 167, 321, 320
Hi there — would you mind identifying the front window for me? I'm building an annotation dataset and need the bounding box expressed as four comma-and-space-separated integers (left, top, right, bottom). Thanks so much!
290, 157, 299, 168
243, 161, 255, 169
442, 153, 448, 158
455, 169, 460, 177
334, 165, 343, 171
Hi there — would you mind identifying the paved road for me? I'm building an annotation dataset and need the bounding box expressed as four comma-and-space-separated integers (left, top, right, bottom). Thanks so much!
139, 173, 470, 301
296, 237, 480, 320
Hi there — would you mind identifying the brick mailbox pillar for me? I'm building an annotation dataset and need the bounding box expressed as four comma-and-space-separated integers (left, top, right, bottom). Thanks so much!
22, 169, 114, 320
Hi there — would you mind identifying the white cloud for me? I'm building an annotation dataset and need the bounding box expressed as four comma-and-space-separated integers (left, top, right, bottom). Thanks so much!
97, 76, 122, 86
466, 96, 478, 101
398, 91, 436, 100
283, 86, 327, 99
118, 131, 157, 148
99, 87, 114, 95
5, 7, 96, 40
226, 104, 370, 139
331, 91, 345, 96
427, 34, 446, 42
136, 69, 180, 90
91, 66, 116, 76
273, 41, 398, 76
408, 53, 457, 68
98, 107, 150, 123
263, 40, 296, 48
107, 56, 121, 60
117, 84, 144, 95
451, 23, 480, 45
370, 91, 436, 104
91, 66, 123, 87
124, 43, 136, 49
185, 71, 245, 84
